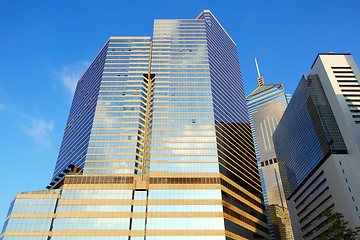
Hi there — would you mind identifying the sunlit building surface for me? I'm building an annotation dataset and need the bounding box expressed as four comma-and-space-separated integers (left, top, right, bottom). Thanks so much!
247, 78, 294, 239
273, 53, 360, 240
0, 10, 269, 240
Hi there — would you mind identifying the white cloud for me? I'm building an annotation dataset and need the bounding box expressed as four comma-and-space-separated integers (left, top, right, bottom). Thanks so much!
58, 61, 90, 94
21, 116, 54, 146
0, 102, 5, 109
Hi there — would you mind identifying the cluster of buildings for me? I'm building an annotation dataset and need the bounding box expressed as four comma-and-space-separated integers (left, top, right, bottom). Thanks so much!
1, 9, 360, 240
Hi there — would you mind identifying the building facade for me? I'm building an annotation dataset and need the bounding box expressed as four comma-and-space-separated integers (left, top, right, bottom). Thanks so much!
247, 79, 294, 239
0, 10, 269, 240
273, 53, 360, 240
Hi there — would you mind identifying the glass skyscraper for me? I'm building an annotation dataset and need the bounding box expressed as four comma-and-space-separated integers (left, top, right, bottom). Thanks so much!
273, 74, 347, 198
1, 10, 269, 240
247, 78, 294, 239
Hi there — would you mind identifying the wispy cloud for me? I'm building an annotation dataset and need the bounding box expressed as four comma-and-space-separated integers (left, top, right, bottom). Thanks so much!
21, 116, 54, 146
57, 61, 89, 94
0, 102, 5, 109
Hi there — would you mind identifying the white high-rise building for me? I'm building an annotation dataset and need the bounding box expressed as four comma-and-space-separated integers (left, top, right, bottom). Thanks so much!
273, 53, 360, 239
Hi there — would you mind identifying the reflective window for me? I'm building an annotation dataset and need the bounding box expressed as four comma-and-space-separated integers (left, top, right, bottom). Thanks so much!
147, 205, 223, 212
11, 198, 57, 214
146, 218, 224, 230
57, 205, 131, 212
2, 237, 48, 240
53, 218, 130, 230
61, 190, 132, 199
6, 218, 52, 231
148, 190, 221, 200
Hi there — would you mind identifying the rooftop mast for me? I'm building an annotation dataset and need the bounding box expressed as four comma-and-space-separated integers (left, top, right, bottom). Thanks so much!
255, 58, 264, 87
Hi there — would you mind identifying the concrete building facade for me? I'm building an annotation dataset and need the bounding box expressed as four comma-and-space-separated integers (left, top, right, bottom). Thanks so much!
273, 53, 360, 240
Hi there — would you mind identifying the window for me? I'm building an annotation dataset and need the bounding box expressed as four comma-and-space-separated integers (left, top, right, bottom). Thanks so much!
265, 160, 269, 166
334, 71, 354, 73
332, 66, 352, 69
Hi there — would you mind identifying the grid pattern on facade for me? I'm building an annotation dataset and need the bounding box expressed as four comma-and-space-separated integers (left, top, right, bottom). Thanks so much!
52, 41, 109, 183
64, 176, 134, 184
149, 177, 220, 184
273, 74, 347, 199
84, 37, 151, 176
198, 11, 262, 195
150, 18, 218, 175
197, 11, 268, 238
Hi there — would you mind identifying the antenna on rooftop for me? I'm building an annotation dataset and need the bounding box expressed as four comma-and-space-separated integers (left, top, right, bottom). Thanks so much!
255, 58, 264, 87
255, 58, 261, 78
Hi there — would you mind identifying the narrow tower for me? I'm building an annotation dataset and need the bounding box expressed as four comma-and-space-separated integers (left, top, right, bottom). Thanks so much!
247, 59, 294, 239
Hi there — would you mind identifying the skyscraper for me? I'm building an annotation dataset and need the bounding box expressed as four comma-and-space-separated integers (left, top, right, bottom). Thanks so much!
1, 10, 269, 240
273, 53, 360, 240
246, 63, 294, 240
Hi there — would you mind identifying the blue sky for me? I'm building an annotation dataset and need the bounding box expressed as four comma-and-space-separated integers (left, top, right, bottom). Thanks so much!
0, 0, 359, 222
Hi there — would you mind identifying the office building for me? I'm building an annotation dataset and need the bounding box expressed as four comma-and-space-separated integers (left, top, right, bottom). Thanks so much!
0, 10, 269, 240
247, 66, 294, 239
273, 53, 360, 240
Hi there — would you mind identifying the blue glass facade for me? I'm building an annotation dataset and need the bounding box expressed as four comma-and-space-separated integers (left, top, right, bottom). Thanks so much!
0, 190, 60, 240
273, 74, 347, 198
84, 37, 151, 176
52, 41, 109, 183
150, 19, 217, 174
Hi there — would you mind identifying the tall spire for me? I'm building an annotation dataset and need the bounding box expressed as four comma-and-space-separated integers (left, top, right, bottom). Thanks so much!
255, 58, 264, 86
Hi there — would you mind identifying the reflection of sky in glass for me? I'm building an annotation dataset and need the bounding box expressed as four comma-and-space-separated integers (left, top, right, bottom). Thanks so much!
150, 18, 217, 174
148, 205, 223, 212
147, 218, 224, 230
61, 190, 132, 199
149, 190, 221, 200
11, 198, 57, 214
53, 218, 130, 230
57, 205, 131, 212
